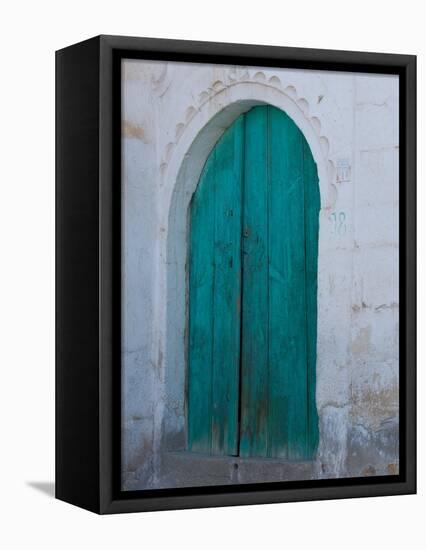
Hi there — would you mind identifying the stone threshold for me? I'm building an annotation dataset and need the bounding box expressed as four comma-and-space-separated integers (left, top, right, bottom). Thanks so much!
156, 450, 315, 489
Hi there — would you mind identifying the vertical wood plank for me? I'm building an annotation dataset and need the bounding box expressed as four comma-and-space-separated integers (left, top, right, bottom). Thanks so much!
303, 139, 320, 457
268, 106, 309, 459
188, 151, 216, 453
188, 118, 243, 455
211, 119, 243, 455
239, 106, 269, 458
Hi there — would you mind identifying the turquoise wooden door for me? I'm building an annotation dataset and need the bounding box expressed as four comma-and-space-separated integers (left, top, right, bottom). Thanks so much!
188, 105, 320, 460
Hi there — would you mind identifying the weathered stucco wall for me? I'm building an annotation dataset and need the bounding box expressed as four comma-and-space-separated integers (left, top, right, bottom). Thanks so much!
121, 60, 399, 490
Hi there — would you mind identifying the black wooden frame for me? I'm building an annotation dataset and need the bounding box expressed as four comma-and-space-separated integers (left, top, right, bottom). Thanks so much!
56, 35, 416, 514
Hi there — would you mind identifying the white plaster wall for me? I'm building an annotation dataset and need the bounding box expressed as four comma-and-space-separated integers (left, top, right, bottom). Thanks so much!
121, 59, 399, 489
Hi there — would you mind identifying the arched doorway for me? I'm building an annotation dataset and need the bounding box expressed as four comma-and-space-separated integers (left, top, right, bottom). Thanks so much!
187, 105, 320, 460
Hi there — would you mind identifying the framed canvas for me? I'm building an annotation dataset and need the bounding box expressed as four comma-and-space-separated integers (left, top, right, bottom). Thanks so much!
56, 35, 416, 514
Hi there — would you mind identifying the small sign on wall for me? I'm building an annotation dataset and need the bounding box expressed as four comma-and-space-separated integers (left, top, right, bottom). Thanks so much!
337, 158, 351, 183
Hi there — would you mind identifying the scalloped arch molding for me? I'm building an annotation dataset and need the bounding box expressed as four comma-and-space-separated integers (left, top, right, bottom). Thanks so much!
160, 70, 337, 210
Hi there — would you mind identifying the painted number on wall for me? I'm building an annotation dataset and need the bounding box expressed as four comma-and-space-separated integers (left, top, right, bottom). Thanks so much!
329, 211, 347, 236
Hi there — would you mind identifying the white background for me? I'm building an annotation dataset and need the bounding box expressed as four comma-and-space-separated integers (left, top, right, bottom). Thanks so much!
0, 1, 423, 548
